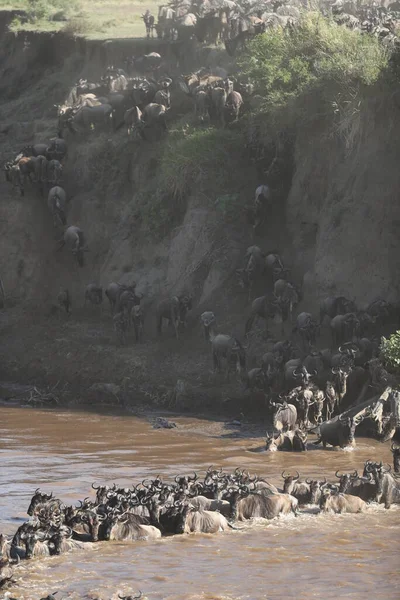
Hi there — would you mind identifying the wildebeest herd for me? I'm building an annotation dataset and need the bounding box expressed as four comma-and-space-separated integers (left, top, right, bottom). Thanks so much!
1, 459, 399, 593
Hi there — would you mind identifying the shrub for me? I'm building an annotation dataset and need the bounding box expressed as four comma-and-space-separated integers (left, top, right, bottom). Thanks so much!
62, 15, 93, 36
239, 12, 389, 119
380, 331, 400, 373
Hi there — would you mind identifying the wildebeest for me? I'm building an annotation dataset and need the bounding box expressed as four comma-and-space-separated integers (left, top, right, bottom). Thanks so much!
4, 163, 24, 195
156, 295, 192, 339
114, 311, 129, 345
228, 489, 298, 520
131, 304, 144, 342
124, 105, 143, 136
319, 296, 357, 325
139, 103, 168, 138
294, 312, 319, 351
47, 186, 66, 227
105, 282, 136, 314
100, 512, 161, 541
58, 226, 87, 267
200, 311, 216, 341
225, 90, 243, 124
313, 414, 358, 449
319, 488, 367, 513
281, 471, 313, 504
236, 245, 265, 301
188, 495, 231, 517
271, 401, 297, 432
265, 430, 307, 452
369, 464, 400, 508
211, 334, 246, 378
264, 252, 287, 283
253, 184, 270, 229
245, 295, 283, 335
330, 313, 360, 347
46, 137, 67, 161
67, 104, 113, 133
274, 279, 300, 326
47, 160, 63, 186
391, 442, 400, 473
0, 557, 14, 589
335, 469, 378, 502
175, 505, 234, 534
57, 288, 71, 315
210, 86, 227, 127
84, 284, 103, 307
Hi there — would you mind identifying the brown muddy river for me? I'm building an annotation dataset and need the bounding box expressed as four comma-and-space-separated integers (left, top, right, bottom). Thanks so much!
1, 404, 399, 600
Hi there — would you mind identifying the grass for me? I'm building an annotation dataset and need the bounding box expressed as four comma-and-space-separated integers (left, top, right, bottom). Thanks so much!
2, 0, 159, 39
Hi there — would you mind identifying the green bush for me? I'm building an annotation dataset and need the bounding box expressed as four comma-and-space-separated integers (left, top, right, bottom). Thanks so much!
380, 331, 400, 373
25, 0, 81, 23
239, 12, 389, 117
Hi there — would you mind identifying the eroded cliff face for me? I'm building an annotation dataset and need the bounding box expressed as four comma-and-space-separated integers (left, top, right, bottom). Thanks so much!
286, 93, 400, 309
0, 20, 398, 401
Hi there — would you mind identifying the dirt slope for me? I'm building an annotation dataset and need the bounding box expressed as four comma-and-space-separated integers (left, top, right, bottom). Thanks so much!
0, 20, 399, 410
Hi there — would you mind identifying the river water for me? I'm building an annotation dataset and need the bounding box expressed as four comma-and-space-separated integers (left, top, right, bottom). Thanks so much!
1, 404, 399, 600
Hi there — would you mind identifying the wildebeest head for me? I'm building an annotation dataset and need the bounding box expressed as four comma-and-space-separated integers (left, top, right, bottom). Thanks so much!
335, 469, 358, 493
200, 311, 216, 341
27, 489, 54, 516
281, 470, 300, 494
306, 478, 326, 504
362, 460, 382, 478
391, 443, 400, 473
179, 294, 192, 314
338, 415, 357, 443
293, 365, 313, 385
23, 527, 45, 559
70, 509, 102, 541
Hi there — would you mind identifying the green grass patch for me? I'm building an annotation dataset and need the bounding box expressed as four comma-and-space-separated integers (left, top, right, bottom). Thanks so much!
159, 126, 243, 199
5, 0, 159, 38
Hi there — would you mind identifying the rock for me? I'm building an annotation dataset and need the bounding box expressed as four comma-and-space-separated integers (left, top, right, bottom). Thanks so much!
151, 416, 177, 429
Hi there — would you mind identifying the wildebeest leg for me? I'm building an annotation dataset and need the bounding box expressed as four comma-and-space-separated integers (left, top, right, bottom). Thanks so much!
56, 239, 66, 252
213, 350, 220, 373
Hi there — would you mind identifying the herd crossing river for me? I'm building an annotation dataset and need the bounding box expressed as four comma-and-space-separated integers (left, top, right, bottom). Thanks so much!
0, 403, 399, 600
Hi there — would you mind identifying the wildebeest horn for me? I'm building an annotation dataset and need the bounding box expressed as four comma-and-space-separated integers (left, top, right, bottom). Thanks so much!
331, 367, 339, 374
91, 483, 99, 490
320, 477, 327, 484
293, 470, 300, 480
391, 442, 399, 452
281, 470, 289, 479
189, 472, 198, 482
293, 369, 300, 377
351, 470, 358, 478
305, 478, 312, 484
383, 463, 391, 473
335, 470, 343, 478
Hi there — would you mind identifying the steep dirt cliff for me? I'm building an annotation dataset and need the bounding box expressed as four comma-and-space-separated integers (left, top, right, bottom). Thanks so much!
0, 18, 398, 410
